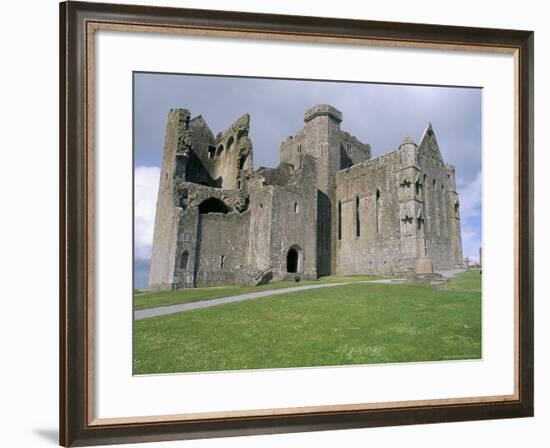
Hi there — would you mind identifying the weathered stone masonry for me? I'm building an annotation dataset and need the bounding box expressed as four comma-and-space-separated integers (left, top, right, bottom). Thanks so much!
149, 104, 463, 290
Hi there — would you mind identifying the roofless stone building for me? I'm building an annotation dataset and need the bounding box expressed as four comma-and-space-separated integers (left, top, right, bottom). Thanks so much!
148, 104, 463, 290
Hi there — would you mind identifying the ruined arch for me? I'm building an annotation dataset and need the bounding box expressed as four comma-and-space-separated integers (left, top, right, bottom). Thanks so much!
198, 197, 230, 214
216, 144, 224, 157
226, 136, 235, 151
286, 245, 302, 273
236, 128, 247, 142
238, 154, 247, 170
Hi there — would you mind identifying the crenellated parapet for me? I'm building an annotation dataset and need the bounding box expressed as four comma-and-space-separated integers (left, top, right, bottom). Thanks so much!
304, 104, 342, 123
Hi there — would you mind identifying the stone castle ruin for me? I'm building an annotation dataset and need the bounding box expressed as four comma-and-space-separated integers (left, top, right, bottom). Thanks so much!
149, 104, 463, 290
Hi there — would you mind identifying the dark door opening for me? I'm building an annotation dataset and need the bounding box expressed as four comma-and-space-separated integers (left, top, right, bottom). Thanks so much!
286, 248, 299, 273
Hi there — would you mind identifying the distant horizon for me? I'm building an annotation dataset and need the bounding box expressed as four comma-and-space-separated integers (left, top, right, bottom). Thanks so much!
134, 72, 482, 288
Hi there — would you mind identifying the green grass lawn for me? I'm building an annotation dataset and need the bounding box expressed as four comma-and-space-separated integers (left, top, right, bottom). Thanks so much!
447, 268, 482, 291
133, 275, 381, 311
133, 270, 481, 374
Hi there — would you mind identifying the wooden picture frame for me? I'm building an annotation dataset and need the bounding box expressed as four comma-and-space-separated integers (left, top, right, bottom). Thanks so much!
59, 1, 534, 446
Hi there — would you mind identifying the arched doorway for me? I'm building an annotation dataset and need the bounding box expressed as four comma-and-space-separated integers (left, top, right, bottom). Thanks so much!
286, 246, 301, 273
198, 197, 230, 214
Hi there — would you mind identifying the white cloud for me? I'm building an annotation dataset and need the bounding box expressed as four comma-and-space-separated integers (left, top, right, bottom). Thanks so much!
134, 166, 160, 260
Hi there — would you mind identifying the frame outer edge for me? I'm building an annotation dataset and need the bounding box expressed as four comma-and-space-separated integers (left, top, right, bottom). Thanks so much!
60, 1, 535, 446
60, 1, 90, 446
68, 0, 530, 47
519, 30, 534, 416
59, 2, 68, 446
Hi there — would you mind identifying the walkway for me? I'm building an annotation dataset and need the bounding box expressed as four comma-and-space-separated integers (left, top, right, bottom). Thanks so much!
134, 271, 459, 321
436, 268, 466, 278
134, 280, 388, 321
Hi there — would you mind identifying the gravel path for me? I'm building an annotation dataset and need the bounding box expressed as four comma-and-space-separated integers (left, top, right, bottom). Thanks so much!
133, 274, 446, 321
435, 268, 467, 278
134, 281, 372, 321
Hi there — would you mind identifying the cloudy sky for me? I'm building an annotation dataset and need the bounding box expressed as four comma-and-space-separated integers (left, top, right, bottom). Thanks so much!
134, 72, 482, 288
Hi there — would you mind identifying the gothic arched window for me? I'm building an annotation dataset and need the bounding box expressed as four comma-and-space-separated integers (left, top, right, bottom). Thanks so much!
180, 251, 189, 270
355, 195, 361, 237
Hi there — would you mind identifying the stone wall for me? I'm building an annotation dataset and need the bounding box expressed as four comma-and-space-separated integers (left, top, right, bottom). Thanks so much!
172, 206, 199, 289
246, 176, 275, 274
334, 124, 464, 276
335, 152, 402, 275
446, 164, 464, 266
267, 156, 318, 280
194, 211, 250, 287
171, 183, 249, 288
339, 130, 371, 169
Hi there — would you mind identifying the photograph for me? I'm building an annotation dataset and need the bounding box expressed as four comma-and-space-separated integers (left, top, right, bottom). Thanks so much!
132, 73, 482, 375
53, 1, 534, 446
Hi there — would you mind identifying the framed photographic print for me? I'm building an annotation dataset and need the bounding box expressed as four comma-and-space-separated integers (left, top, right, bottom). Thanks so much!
59, 1, 534, 446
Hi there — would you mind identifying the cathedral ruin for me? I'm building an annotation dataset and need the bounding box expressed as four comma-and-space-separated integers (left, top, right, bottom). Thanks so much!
148, 104, 463, 290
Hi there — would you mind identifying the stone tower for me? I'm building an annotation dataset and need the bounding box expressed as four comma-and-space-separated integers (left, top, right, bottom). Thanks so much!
302, 105, 343, 276
279, 105, 371, 276
148, 109, 190, 290
397, 136, 429, 272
